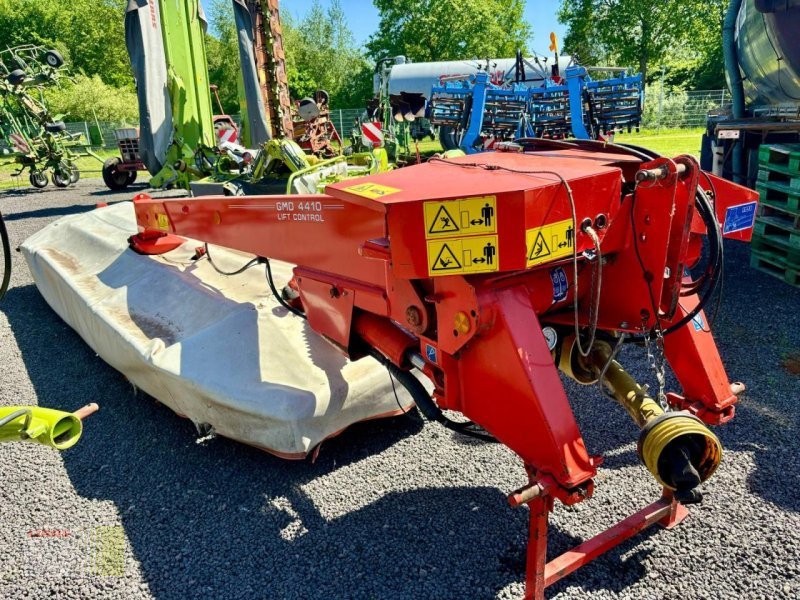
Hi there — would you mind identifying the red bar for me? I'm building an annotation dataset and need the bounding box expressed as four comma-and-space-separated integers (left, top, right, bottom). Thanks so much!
524, 496, 551, 600
543, 497, 674, 587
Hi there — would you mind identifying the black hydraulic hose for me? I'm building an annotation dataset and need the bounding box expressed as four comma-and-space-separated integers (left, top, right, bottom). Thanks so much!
662, 189, 723, 335
204, 243, 260, 276
369, 350, 497, 443
627, 187, 723, 342
516, 138, 657, 163
0, 211, 11, 301
616, 142, 661, 161
566, 139, 656, 162
263, 259, 307, 319
515, 137, 579, 151
617, 145, 724, 337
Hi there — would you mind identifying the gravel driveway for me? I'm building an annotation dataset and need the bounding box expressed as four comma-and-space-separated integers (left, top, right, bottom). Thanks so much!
1, 178, 798, 599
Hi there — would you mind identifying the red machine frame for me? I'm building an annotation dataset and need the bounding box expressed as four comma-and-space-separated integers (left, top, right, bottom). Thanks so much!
129, 147, 757, 598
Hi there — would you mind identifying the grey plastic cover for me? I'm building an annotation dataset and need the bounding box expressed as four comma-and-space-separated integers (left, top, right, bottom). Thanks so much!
125, 0, 172, 175
232, 0, 270, 145
21, 202, 414, 457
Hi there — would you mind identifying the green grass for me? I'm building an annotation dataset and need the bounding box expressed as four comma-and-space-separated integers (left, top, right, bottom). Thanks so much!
0, 147, 118, 190
613, 128, 704, 158
404, 128, 705, 160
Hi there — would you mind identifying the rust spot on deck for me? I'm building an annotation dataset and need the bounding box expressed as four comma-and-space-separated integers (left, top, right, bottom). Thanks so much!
782, 352, 800, 376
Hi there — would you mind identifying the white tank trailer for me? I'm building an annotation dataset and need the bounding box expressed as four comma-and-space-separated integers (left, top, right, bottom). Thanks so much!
734, 0, 800, 107
374, 55, 575, 98
702, 0, 800, 186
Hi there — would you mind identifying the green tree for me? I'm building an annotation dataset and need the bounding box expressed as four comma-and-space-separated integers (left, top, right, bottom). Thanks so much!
44, 74, 138, 122
283, 1, 374, 107
558, 0, 605, 66
0, 0, 131, 88
366, 0, 531, 62
558, 0, 719, 84
205, 0, 241, 115
661, 1, 726, 90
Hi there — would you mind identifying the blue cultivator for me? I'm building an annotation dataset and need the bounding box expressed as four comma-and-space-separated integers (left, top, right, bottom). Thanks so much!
430, 64, 643, 153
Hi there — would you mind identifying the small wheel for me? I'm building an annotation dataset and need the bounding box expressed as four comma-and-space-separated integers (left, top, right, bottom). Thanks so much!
43, 50, 64, 68
7, 69, 25, 86
45, 121, 66, 133
102, 157, 129, 190
69, 165, 80, 184
126, 170, 137, 184
52, 169, 70, 188
438, 125, 459, 151
29, 171, 48, 188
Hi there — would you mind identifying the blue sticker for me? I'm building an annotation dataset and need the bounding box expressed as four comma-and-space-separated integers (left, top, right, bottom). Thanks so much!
425, 343, 438, 364
550, 267, 568, 302
691, 313, 705, 331
723, 201, 757, 234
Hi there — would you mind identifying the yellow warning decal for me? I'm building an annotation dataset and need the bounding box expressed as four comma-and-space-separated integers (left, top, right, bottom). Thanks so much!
424, 195, 496, 238
341, 182, 401, 199
427, 235, 499, 276
156, 213, 169, 231
525, 218, 575, 267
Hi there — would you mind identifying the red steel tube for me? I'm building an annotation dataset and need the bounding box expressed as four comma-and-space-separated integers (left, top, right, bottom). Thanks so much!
353, 312, 417, 368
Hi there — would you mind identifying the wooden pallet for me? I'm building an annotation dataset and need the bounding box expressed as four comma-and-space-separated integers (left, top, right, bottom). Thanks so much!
758, 203, 800, 229
757, 167, 800, 189
758, 143, 800, 177
752, 230, 800, 265
756, 177, 800, 213
750, 246, 800, 288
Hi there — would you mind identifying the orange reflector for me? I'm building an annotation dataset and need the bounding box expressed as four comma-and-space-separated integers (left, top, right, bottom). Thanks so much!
454, 311, 471, 334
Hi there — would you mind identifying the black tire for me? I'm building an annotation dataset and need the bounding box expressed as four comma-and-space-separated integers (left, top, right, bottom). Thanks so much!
52, 169, 70, 188
7, 69, 25, 86
438, 125, 459, 151
0, 211, 10, 301
29, 171, 48, 188
102, 157, 129, 190
126, 170, 137, 184
44, 50, 64, 68
45, 121, 66, 133
69, 165, 80, 184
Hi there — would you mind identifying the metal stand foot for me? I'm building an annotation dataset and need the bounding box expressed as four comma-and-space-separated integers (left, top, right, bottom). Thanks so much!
523, 488, 687, 599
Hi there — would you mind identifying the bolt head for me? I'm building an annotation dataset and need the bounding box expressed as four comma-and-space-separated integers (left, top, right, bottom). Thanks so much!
406, 306, 422, 327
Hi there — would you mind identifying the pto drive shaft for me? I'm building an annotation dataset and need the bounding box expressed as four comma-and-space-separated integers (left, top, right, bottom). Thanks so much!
562, 340, 722, 503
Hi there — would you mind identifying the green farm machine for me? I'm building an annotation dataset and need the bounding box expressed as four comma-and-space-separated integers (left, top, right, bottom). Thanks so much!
0, 45, 87, 188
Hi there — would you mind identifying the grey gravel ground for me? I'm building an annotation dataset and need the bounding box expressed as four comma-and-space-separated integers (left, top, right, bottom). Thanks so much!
0, 178, 799, 600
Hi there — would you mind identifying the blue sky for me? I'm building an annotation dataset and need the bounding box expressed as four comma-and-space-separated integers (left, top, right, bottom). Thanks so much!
205, 0, 566, 56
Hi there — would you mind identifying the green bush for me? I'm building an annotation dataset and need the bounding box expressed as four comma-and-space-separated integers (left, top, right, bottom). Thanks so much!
44, 74, 138, 123
641, 82, 688, 129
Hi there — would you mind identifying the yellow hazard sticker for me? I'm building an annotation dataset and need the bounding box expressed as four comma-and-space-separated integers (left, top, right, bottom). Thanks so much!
156, 213, 169, 231
341, 182, 401, 199
525, 218, 575, 267
424, 195, 497, 238
427, 235, 499, 276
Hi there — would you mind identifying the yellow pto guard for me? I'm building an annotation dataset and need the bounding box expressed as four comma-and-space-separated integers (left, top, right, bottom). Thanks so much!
0, 403, 98, 450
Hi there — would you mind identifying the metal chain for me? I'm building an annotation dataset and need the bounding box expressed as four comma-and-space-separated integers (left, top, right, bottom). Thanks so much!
642, 319, 669, 411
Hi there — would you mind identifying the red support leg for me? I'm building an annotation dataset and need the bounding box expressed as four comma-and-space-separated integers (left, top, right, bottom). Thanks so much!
522, 489, 689, 598
658, 488, 689, 530
524, 495, 551, 600
662, 292, 740, 424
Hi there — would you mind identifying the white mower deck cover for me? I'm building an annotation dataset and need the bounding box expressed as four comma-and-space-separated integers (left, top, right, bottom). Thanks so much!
21, 202, 412, 457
